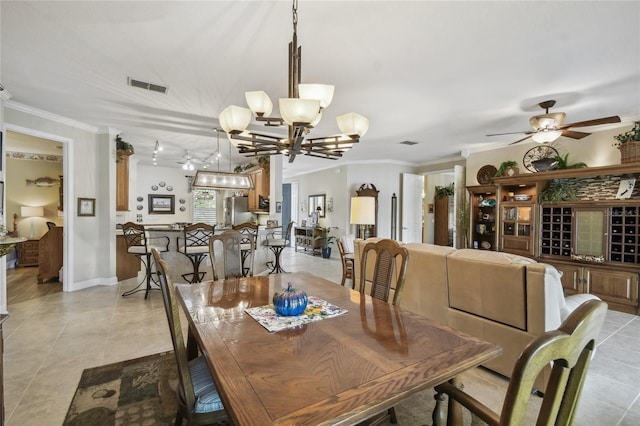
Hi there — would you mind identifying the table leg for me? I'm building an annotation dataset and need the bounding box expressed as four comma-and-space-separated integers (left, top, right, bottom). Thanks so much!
447, 377, 463, 426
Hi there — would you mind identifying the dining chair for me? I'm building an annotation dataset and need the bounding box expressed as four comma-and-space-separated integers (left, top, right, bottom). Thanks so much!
232, 222, 259, 276
177, 223, 215, 283
337, 238, 354, 287
121, 222, 170, 299
358, 238, 409, 425
359, 238, 409, 306
209, 229, 249, 280
264, 221, 294, 274
151, 249, 227, 426
432, 299, 608, 426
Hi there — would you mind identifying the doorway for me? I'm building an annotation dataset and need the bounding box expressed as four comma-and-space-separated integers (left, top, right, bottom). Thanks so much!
3, 127, 71, 306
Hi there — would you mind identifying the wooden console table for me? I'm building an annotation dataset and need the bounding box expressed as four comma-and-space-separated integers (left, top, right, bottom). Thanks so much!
294, 226, 324, 256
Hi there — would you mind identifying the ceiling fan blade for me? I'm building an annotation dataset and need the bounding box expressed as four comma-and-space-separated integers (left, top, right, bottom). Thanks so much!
509, 135, 533, 145
561, 129, 591, 139
487, 130, 535, 137
558, 115, 621, 129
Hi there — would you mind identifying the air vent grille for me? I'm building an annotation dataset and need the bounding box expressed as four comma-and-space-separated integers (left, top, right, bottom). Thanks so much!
127, 77, 168, 94
399, 140, 419, 145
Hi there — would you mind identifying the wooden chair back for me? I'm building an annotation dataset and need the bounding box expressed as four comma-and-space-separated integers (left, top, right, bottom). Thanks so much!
434, 299, 608, 426
337, 239, 354, 287
179, 222, 215, 253
151, 249, 198, 416
122, 222, 147, 253
359, 239, 409, 305
209, 229, 247, 280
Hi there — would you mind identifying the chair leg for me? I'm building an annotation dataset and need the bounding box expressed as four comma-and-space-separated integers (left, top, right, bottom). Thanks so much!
122, 253, 157, 298
181, 253, 207, 284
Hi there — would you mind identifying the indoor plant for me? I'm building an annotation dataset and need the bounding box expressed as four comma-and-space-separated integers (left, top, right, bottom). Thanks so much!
614, 121, 640, 164
315, 226, 337, 259
494, 160, 519, 177
115, 134, 134, 161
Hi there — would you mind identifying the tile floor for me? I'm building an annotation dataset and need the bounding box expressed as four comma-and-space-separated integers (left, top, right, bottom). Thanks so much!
3, 248, 640, 425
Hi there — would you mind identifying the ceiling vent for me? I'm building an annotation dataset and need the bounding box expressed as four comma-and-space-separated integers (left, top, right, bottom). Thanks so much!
127, 77, 168, 94
399, 140, 419, 145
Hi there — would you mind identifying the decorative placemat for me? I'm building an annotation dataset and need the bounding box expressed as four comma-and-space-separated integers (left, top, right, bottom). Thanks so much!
245, 296, 347, 333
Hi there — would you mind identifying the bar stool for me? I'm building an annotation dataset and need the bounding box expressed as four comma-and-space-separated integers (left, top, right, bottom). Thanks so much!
232, 222, 258, 277
177, 223, 215, 283
264, 221, 294, 274
121, 222, 170, 299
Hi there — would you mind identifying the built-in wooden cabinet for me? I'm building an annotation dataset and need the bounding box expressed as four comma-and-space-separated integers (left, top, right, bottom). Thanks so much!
116, 150, 132, 211
247, 166, 270, 212
487, 163, 640, 315
468, 185, 498, 250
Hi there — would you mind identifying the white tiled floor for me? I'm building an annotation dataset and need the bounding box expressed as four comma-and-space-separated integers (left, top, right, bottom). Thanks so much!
4, 248, 640, 425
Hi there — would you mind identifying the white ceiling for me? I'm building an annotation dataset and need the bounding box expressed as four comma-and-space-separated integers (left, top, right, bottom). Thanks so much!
2, 1, 639, 177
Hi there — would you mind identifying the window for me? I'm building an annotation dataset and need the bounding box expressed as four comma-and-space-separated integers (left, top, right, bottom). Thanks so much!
192, 189, 217, 225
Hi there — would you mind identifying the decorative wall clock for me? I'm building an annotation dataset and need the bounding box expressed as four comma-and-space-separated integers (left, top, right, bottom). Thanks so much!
523, 145, 559, 172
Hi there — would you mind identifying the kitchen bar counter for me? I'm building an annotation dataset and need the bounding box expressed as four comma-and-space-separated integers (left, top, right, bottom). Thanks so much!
116, 224, 279, 283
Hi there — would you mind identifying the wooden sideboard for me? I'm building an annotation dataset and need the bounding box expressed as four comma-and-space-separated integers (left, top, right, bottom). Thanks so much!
294, 227, 324, 256
17, 239, 39, 267
38, 227, 63, 284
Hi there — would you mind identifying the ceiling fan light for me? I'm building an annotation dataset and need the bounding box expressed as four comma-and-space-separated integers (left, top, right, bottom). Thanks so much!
279, 98, 320, 126
245, 91, 273, 117
530, 112, 566, 130
337, 112, 369, 137
298, 84, 335, 109
532, 129, 562, 143
219, 105, 252, 134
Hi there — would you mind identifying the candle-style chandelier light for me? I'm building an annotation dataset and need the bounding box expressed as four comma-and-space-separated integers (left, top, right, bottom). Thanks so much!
218, 0, 369, 163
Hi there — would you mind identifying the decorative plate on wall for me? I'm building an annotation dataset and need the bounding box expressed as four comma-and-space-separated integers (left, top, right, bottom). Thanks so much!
179, 198, 185, 204
136, 196, 143, 202
167, 186, 173, 191
179, 206, 186, 212
151, 185, 158, 191
158, 181, 166, 187
476, 165, 497, 184
136, 204, 143, 210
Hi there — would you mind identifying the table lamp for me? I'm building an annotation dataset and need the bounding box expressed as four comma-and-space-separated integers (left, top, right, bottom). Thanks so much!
350, 196, 375, 239
21, 206, 44, 238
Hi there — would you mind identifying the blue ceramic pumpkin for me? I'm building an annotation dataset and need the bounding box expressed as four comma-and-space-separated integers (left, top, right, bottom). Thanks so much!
273, 283, 308, 316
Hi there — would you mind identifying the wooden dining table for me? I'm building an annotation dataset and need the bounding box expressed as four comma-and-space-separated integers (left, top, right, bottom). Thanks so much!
176, 272, 501, 426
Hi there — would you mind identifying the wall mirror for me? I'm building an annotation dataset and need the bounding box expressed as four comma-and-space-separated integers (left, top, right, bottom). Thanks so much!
308, 194, 326, 218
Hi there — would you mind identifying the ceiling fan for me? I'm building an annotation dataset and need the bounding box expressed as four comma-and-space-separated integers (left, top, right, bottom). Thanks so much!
487, 100, 621, 145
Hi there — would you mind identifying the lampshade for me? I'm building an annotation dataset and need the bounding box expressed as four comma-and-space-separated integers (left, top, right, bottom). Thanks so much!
278, 98, 320, 126
350, 197, 375, 225
337, 112, 370, 137
298, 84, 335, 109
21, 206, 44, 217
219, 105, 252, 134
245, 91, 273, 117
532, 129, 562, 143
192, 171, 253, 190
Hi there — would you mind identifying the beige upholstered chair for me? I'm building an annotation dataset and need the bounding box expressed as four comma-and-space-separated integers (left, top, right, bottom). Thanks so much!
358, 238, 409, 425
209, 229, 249, 280
433, 299, 608, 426
152, 249, 227, 426
337, 238, 354, 287
177, 223, 215, 283
232, 222, 259, 276
121, 222, 169, 299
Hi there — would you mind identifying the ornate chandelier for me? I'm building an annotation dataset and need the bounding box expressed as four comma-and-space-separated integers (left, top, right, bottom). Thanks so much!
218, 0, 369, 163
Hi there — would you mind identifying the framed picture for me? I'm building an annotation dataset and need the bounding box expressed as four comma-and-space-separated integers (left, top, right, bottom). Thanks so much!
148, 194, 175, 214
276, 201, 282, 213
267, 219, 278, 228
77, 197, 95, 216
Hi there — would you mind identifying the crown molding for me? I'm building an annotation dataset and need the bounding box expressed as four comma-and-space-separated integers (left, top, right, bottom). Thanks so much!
5, 100, 100, 133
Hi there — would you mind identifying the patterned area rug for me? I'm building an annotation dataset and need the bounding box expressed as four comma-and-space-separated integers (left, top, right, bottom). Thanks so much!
64, 351, 436, 425
63, 351, 227, 426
